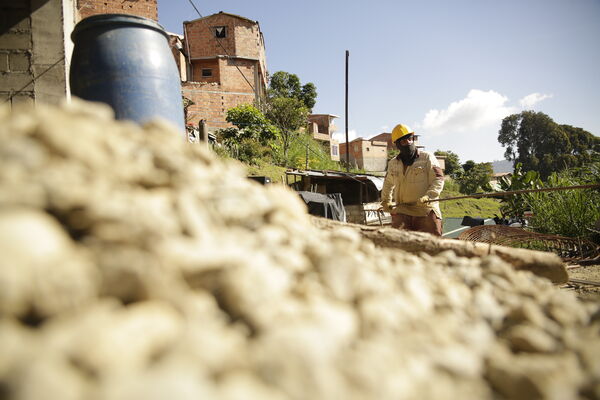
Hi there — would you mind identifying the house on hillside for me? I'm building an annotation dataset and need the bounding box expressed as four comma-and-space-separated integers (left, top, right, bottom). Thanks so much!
307, 114, 340, 161
339, 137, 388, 172
172, 12, 268, 131
351, 131, 446, 172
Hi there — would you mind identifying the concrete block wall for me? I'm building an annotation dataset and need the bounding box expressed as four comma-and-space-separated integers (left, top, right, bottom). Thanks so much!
77, 0, 157, 21
1, 0, 71, 107
0, 0, 34, 105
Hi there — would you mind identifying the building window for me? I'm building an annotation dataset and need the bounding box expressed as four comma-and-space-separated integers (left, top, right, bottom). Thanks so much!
201, 68, 212, 77
332, 145, 338, 156
214, 26, 226, 38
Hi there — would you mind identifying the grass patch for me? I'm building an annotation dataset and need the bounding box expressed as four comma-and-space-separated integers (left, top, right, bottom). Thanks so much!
439, 189, 501, 218
246, 162, 288, 185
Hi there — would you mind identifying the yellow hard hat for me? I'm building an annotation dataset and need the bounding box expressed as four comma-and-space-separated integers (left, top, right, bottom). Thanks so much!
391, 124, 414, 143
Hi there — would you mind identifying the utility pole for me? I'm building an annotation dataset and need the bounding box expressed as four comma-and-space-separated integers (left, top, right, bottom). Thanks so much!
305, 139, 309, 170
345, 50, 349, 172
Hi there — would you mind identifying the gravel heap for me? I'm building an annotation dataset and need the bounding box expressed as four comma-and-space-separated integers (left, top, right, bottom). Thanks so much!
0, 101, 599, 400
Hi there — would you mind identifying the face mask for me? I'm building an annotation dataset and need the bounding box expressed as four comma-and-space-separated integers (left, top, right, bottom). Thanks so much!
399, 143, 416, 158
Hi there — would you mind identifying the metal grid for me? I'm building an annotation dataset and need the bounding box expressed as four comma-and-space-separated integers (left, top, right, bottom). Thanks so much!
457, 225, 600, 262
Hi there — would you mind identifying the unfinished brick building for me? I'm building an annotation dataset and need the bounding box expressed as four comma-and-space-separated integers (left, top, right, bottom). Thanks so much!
77, 0, 157, 21
307, 114, 340, 161
176, 12, 268, 130
340, 138, 389, 172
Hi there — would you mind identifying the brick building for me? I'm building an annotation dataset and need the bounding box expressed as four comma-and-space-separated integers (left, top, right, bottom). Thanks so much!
307, 114, 340, 161
175, 12, 268, 130
339, 138, 388, 172
369, 132, 423, 152
77, 0, 157, 21
356, 131, 446, 171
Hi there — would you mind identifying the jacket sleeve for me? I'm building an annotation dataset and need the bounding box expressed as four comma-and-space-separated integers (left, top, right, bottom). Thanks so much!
426, 154, 444, 199
381, 161, 395, 206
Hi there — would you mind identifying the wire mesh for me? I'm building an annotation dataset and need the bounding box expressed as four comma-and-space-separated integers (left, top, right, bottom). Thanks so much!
457, 225, 600, 262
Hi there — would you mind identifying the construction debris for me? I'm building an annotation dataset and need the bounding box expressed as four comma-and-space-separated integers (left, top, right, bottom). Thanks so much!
0, 101, 599, 400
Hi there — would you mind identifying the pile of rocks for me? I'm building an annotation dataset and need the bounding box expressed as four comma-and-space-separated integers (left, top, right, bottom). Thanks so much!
0, 101, 598, 400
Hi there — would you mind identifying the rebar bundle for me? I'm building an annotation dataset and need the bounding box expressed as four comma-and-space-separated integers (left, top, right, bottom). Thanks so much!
457, 225, 600, 262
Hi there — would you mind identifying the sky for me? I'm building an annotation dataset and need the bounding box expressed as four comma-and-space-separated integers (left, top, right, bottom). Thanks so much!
156, 0, 600, 163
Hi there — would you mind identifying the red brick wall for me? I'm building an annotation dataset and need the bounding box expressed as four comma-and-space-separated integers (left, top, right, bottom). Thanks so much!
191, 59, 220, 84
77, 0, 158, 21
182, 82, 256, 130
219, 58, 257, 92
184, 13, 267, 92
185, 13, 261, 60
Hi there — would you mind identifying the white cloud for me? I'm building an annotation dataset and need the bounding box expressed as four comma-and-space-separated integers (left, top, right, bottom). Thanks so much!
419, 89, 516, 134
519, 93, 553, 109
380, 125, 390, 132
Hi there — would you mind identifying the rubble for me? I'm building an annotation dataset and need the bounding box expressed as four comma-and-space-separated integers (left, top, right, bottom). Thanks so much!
0, 100, 598, 399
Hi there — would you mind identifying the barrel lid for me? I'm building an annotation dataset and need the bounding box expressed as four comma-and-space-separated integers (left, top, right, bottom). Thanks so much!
72, 14, 169, 41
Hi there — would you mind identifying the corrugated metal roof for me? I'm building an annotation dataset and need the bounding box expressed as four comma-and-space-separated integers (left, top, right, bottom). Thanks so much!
285, 169, 385, 190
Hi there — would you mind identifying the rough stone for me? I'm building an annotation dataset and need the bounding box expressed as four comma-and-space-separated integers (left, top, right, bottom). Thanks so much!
0, 101, 598, 400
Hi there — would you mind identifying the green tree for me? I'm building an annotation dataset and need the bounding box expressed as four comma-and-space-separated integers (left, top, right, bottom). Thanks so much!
268, 71, 317, 111
435, 150, 462, 178
457, 161, 493, 194
462, 160, 476, 173
498, 111, 599, 179
265, 97, 309, 165
216, 104, 279, 164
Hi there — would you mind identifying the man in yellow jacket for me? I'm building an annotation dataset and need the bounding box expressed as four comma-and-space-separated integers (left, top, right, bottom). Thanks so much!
381, 124, 445, 236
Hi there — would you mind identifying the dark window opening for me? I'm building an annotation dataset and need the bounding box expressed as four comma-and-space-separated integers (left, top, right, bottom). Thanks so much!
214, 26, 226, 38
201, 68, 212, 77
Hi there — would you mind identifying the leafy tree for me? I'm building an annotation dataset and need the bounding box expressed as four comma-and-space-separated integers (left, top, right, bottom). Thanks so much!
462, 160, 476, 173
435, 150, 462, 178
219, 104, 278, 145
265, 97, 309, 165
268, 71, 317, 111
300, 82, 317, 110
457, 161, 493, 194
216, 104, 278, 165
498, 111, 599, 179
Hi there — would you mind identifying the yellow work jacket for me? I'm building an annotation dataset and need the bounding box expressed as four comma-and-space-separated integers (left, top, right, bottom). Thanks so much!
381, 150, 444, 218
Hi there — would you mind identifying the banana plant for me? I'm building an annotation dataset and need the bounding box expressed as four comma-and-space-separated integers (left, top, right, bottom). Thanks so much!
497, 163, 542, 219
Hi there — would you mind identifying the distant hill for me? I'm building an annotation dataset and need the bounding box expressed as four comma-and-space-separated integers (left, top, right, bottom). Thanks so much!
491, 159, 513, 174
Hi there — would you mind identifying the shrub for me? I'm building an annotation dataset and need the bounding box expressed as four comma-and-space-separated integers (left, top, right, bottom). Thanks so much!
525, 162, 600, 244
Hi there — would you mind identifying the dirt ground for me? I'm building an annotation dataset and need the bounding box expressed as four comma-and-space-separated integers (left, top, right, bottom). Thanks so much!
564, 263, 600, 302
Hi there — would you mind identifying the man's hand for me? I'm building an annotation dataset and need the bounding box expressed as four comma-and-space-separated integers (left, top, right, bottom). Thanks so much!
381, 202, 392, 213
417, 195, 430, 205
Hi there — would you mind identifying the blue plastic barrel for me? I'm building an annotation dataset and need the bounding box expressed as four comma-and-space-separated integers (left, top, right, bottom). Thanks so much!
70, 14, 185, 134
